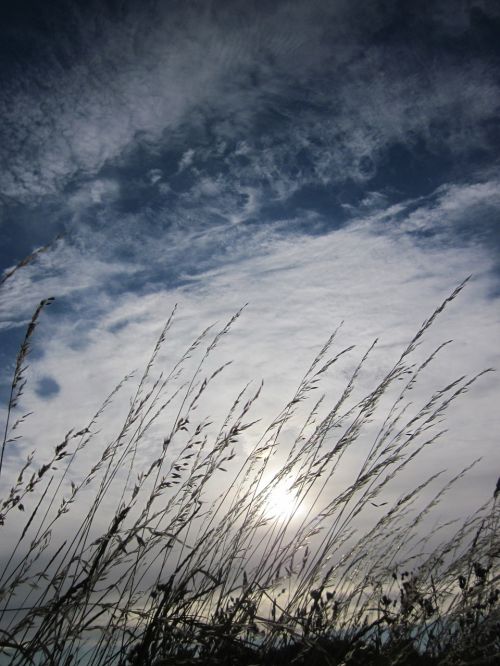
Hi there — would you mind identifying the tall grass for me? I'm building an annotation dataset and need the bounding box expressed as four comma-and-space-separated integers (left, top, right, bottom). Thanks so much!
0, 266, 498, 665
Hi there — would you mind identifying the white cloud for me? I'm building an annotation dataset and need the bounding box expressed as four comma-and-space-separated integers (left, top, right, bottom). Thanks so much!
68, 177, 121, 210
177, 149, 196, 173
0, 240, 139, 331
381, 177, 500, 253
147, 169, 163, 185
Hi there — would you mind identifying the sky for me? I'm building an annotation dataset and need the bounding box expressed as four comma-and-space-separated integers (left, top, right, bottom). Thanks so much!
0, 0, 499, 545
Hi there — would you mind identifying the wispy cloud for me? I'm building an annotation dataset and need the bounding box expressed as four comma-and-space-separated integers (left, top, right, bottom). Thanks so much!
1, 0, 498, 208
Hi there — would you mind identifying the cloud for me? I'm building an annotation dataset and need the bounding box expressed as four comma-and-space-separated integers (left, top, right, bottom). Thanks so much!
0, 239, 140, 331
1, 0, 498, 209
34, 375, 60, 400
401, 179, 500, 232
177, 149, 196, 173
68, 178, 121, 211
3, 172, 500, 336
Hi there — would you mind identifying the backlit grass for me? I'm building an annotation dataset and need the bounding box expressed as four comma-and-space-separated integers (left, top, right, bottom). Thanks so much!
0, 263, 498, 665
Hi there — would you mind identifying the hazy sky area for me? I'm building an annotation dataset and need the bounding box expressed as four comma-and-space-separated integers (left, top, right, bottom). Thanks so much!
0, 0, 499, 534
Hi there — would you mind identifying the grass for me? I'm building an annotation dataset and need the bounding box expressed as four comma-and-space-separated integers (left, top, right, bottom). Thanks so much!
0, 262, 498, 665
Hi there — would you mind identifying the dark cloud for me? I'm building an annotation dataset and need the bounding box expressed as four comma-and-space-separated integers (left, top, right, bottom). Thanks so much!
35, 375, 61, 399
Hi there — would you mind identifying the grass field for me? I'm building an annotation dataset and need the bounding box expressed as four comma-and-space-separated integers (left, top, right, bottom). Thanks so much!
0, 259, 498, 665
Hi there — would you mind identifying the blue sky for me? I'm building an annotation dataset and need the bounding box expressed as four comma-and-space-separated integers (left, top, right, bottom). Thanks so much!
1, 0, 499, 531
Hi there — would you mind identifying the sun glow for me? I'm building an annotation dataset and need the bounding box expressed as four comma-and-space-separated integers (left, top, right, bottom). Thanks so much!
263, 481, 304, 520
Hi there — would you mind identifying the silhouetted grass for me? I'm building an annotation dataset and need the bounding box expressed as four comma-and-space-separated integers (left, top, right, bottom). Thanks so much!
0, 262, 498, 666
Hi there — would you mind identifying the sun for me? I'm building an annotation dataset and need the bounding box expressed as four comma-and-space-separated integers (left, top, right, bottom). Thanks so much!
263, 481, 304, 520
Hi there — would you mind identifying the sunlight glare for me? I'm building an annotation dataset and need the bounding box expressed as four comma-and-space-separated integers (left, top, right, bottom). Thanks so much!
264, 482, 304, 520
